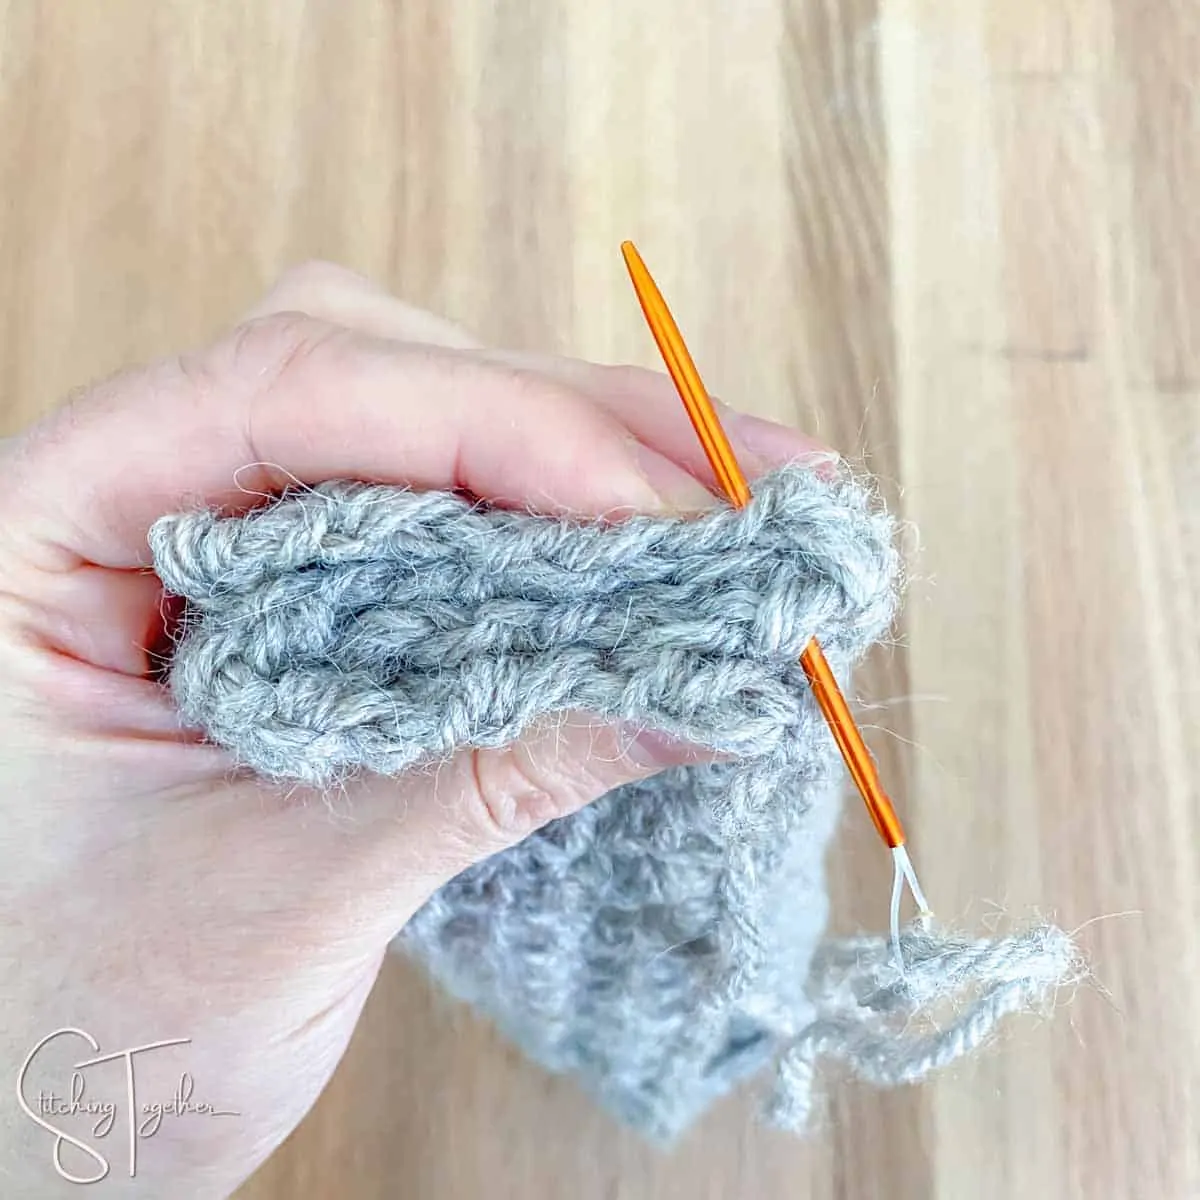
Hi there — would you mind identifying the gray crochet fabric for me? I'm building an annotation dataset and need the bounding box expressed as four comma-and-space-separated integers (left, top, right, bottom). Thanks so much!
149, 465, 1078, 1140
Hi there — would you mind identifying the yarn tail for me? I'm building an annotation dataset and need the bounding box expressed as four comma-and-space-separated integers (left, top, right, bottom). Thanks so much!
768, 920, 1084, 1131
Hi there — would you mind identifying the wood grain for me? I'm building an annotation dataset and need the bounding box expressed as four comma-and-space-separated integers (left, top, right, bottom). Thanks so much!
1, 2, 1195, 1196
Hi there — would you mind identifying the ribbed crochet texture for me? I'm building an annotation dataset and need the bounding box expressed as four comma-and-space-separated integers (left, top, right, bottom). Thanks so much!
149, 465, 1079, 1140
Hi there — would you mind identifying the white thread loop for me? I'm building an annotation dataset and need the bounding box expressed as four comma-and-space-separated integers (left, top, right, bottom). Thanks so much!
889, 845, 932, 971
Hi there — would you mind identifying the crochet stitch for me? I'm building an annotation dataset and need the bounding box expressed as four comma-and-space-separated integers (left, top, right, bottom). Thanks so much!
149, 465, 1078, 1140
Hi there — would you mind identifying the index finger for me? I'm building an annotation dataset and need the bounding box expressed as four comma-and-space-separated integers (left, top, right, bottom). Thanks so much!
4, 313, 717, 570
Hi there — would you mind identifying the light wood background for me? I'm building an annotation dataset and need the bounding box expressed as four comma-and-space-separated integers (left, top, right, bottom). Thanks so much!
1, 3, 1196, 1197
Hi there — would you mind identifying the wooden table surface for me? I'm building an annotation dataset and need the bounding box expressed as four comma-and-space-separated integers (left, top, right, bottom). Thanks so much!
1, 3, 1196, 1197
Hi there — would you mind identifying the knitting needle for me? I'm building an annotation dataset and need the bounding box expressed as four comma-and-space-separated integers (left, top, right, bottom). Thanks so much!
620, 240, 932, 958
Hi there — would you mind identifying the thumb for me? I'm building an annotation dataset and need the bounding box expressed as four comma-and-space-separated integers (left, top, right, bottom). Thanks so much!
432, 712, 707, 848
280, 712, 713, 943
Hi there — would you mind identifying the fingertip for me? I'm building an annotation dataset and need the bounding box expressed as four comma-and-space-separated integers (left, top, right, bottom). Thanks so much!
616, 723, 720, 771
716, 405, 834, 475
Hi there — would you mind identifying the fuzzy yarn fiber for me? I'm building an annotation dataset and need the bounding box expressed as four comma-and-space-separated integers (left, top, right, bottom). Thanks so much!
149, 465, 1078, 1140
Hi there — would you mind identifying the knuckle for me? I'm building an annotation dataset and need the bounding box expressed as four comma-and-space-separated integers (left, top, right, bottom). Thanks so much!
465, 743, 579, 845
207, 311, 346, 396
184, 312, 351, 467
270, 258, 366, 300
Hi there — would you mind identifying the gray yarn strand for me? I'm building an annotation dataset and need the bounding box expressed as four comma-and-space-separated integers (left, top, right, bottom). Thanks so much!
150, 468, 896, 795
149, 464, 1078, 1141
769, 921, 1083, 1131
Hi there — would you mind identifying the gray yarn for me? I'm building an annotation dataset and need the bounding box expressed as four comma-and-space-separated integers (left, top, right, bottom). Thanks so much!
767, 920, 1082, 1130
148, 465, 1079, 1140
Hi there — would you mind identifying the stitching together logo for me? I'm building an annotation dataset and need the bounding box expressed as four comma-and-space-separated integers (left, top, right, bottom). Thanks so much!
16, 1028, 239, 1184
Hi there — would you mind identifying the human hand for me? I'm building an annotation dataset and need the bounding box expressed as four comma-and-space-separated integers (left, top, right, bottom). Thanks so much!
0, 262, 825, 1197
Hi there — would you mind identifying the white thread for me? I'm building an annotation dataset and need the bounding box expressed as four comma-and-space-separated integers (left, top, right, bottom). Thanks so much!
889, 844, 931, 971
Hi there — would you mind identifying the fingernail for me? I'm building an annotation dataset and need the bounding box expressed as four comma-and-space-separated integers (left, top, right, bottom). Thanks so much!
719, 406, 834, 474
630, 442, 718, 514
621, 725, 714, 770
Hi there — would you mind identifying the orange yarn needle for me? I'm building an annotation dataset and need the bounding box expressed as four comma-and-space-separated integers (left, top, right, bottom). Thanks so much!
620, 241, 931, 935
